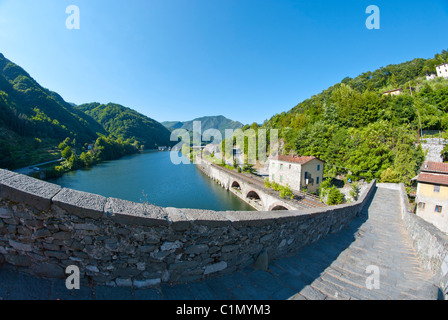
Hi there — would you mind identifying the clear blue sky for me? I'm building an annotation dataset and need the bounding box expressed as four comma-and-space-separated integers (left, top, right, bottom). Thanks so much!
0, 0, 447, 125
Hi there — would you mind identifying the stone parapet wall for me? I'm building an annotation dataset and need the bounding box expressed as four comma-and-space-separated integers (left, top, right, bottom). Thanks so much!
398, 183, 448, 299
0, 168, 376, 288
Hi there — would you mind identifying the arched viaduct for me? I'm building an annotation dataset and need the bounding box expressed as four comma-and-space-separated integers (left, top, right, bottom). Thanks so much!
197, 159, 324, 212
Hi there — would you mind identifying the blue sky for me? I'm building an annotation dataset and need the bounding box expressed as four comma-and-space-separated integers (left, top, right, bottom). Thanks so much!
0, 0, 447, 125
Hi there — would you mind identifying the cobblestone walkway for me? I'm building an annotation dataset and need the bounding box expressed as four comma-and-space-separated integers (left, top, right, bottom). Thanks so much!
0, 187, 439, 300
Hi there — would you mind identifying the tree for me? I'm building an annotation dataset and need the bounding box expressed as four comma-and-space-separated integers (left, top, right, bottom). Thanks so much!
79, 151, 94, 167
61, 146, 73, 159
380, 168, 399, 183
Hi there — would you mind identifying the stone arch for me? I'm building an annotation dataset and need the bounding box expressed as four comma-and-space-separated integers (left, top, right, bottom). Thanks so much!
231, 181, 241, 190
246, 190, 261, 201
271, 205, 289, 211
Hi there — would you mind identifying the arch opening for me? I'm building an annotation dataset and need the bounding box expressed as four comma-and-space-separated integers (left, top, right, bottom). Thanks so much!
246, 190, 261, 201
271, 205, 289, 211
231, 181, 241, 190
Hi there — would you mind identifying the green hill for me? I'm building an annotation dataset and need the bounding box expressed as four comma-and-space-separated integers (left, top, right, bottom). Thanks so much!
0, 53, 172, 169
0, 53, 107, 168
75, 102, 172, 149
261, 49, 448, 185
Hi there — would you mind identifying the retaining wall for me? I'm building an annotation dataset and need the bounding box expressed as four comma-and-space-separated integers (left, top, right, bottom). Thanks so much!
0, 168, 376, 288
398, 183, 448, 299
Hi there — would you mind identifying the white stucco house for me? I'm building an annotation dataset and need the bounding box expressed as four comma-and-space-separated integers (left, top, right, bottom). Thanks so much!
268, 155, 325, 194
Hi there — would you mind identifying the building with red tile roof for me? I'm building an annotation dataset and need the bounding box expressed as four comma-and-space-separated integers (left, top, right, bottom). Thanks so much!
415, 162, 448, 233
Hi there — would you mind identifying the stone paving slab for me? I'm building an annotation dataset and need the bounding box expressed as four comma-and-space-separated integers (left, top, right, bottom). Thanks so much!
0, 187, 440, 300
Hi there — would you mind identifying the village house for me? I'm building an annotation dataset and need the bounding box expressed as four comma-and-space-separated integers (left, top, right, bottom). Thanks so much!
436, 63, 448, 79
415, 161, 448, 233
382, 88, 404, 96
426, 73, 437, 81
268, 155, 325, 194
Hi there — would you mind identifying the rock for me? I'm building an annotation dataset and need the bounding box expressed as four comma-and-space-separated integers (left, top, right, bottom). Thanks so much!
44, 250, 69, 260
133, 278, 161, 288
0, 208, 13, 219
74, 223, 99, 232
9, 240, 33, 252
161, 241, 182, 252
184, 244, 209, 255
86, 265, 100, 273
115, 278, 133, 287
53, 232, 72, 240
34, 228, 51, 239
136, 262, 146, 271
204, 261, 227, 275
222, 245, 239, 253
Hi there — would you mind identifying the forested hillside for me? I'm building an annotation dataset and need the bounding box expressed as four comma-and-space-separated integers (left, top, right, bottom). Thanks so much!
261, 50, 448, 185
75, 103, 172, 150
0, 53, 172, 170
0, 53, 106, 168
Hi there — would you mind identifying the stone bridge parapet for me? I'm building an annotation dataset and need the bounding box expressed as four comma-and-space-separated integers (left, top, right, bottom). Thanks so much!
0, 168, 376, 288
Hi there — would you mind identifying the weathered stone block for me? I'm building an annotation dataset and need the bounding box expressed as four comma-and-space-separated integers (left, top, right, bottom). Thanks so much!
9, 239, 33, 252
204, 261, 227, 275
184, 244, 209, 255
44, 250, 69, 260
169, 261, 199, 271
0, 169, 17, 182
182, 209, 232, 227
0, 174, 61, 211
0, 207, 13, 219
74, 223, 100, 232
53, 232, 72, 240
105, 197, 168, 227
115, 278, 133, 287
34, 228, 51, 239
165, 207, 190, 231
52, 188, 106, 220
133, 278, 161, 288
161, 241, 182, 252
222, 244, 239, 253
138, 245, 157, 253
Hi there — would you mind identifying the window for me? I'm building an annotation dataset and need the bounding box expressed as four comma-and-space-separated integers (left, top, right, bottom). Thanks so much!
434, 185, 441, 193
280, 175, 283, 183
272, 174, 275, 181
435, 205, 443, 213
317, 165, 321, 171
418, 202, 425, 209
317, 177, 320, 184
280, 164, 283, 170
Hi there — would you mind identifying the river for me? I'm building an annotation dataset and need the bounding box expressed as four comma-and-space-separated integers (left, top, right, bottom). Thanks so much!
49, 150, 255, 211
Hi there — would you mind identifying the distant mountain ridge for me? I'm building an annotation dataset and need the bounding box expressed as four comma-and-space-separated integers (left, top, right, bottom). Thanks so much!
162, 115, 244, 137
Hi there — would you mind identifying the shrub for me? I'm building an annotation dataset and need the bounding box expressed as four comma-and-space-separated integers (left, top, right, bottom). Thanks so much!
279, 185, 294, 200
350, 182, 361, 201
327, 186, 345, 205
